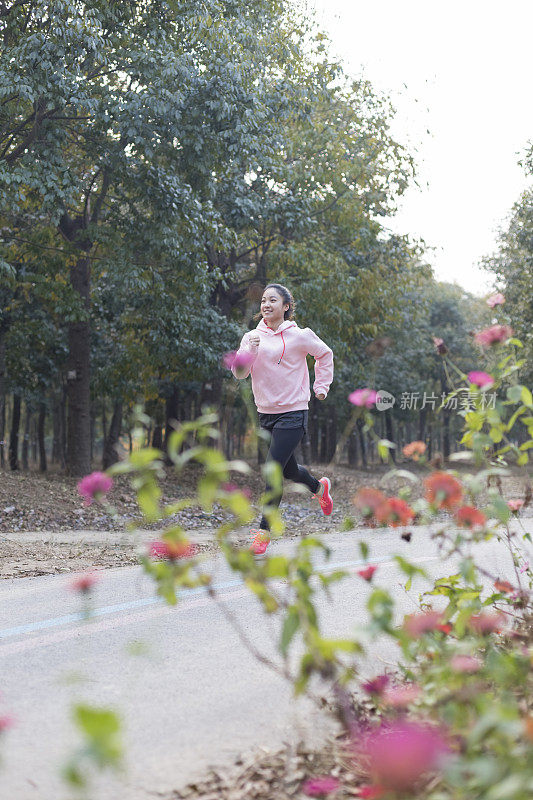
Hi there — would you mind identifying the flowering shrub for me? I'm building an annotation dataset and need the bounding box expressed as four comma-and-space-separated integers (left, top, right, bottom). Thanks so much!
111, 299, 532, 799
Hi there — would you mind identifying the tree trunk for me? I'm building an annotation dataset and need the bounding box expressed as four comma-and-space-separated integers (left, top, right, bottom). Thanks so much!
38, 402, 47, 472
385, 411, 396, 463
357, 417, 367, 469
22, 404, 31, 470
418, 408, 426, 444
52, 394, 61, 463
348, 429, 358, 466
164, 386, 179, 461
103, 400, 123, 468
327, 405, 337, 462
66, 255, 91, 476
152, 424, 164, 450
31, 414, 37, 464
0, 331, 5, 468
9, 393, 21, 470
102, 398, 107, 444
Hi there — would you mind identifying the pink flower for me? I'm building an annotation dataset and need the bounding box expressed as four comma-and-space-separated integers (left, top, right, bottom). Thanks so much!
474, 324, 513, 347
359, 721, 449, 792
302, 776, 340, 796
362, 675, 390, 696
507, 499, 524, 513
0, 715, 15, 733
357, 565, 377, 582
221, 483, 251, 499
519, 561, 529, 573
486, 292, 505, 308
349, 389, 378, 408
467, 370, 494, 388
382, 684, 421, 707
450, 654, 482, 673
77, 471, 113, 506
70, 571, 99, 593
222, 350, 255, 371
403, 611, 444, 637
432, 337, 448, 355
149, 540, 197, 560
468, 611, 506, 635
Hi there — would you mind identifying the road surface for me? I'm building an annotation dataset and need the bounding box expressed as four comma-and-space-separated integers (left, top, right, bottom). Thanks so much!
0, 520, 530, 800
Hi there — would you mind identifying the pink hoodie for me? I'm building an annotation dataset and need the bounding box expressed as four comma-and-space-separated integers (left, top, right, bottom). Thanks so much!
232, 319, 334, 413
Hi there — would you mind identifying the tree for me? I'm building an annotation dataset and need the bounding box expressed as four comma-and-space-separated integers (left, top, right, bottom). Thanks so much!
0, 0, 313, 474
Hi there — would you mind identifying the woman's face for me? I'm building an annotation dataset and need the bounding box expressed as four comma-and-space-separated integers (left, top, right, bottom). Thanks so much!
261, 289, 289, 322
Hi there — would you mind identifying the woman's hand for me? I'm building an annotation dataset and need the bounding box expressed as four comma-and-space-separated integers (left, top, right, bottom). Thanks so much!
248, 333, 260, 348
315, 392, 326, 400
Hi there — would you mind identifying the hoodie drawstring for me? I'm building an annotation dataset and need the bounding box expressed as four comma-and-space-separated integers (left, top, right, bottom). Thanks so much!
277, 330, 286, 365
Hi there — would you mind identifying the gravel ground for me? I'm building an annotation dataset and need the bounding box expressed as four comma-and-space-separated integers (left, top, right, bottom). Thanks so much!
1, 461, 530, 579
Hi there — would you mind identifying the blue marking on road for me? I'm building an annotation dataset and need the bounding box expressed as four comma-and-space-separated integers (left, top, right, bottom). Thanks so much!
0, 552, 429, 641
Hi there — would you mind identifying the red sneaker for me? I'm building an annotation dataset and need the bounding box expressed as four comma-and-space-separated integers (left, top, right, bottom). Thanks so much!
313, 477, 333, 516
249, 529, 270, 555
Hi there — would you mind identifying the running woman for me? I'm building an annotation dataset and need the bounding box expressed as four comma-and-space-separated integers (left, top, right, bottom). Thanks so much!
232, 283, 334, 554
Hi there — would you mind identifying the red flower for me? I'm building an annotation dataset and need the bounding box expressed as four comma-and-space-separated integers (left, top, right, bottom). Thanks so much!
375, 497, 415, 528
357, 786, 384, 799
403, 611, 445, 637
70, 571, 99, 593
302, 776, 340, 796
454, 505, 487, 530
352, 488, 387, 519
358, 565, 378, 582
149, 539, 197, 561
436, 623, 452, 634
402, 441, 426, 460
474, 324, 513, 347
359, 721, 449, 792
494, 579, 514, 594
424, 471, 463, 510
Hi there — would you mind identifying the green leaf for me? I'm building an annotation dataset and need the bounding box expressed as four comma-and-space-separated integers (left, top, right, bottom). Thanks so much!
521, 386, 533, 407
507, 384, 525, 403
359, 541, 369, 560
280, 608, 300, 655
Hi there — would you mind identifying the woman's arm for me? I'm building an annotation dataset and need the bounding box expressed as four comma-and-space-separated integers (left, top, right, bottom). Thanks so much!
303, 328, 334, 399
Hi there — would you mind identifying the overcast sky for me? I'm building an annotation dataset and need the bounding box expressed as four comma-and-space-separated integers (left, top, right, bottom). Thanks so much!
310, 0, 533, 296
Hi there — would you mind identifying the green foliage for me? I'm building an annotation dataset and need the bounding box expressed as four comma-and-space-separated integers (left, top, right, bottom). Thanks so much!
114, 321, 532, 799
63, 704, 122, 790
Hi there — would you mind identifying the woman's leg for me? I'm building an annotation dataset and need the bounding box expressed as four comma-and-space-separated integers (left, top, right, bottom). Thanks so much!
282, 452, 320, 493
259, 426, 311, 531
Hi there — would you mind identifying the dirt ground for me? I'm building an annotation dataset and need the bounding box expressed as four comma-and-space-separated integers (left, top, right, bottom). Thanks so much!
1, 461, 531, 580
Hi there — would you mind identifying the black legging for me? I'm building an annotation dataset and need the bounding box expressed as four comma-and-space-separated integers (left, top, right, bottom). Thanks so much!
259, 427, 321, 531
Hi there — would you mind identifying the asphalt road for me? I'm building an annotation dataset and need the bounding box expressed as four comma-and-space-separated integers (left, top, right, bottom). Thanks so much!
0, 520, 530, 800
